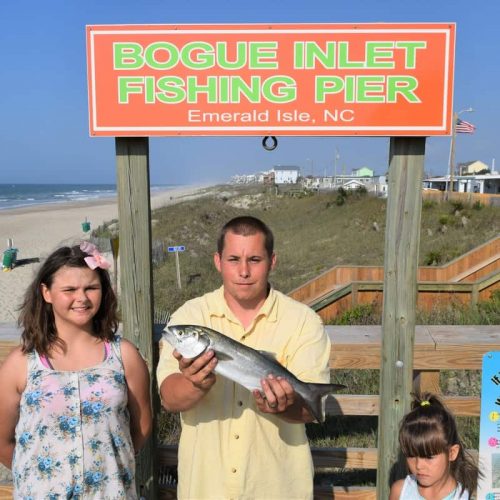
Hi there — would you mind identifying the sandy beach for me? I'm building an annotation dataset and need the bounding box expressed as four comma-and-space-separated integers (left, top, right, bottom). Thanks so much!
0, 184, 213, 323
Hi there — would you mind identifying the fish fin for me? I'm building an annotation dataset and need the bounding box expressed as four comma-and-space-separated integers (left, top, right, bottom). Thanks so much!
304, 383, 346, 423
214, 351, 233, 362
257, 350, 278, 361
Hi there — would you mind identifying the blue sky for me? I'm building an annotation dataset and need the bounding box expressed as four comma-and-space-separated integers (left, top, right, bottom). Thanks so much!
1, 0, 498, 185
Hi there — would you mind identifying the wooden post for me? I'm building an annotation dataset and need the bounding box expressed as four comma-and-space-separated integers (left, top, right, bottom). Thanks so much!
110, 236, 119, 294
376, 137, 425, 499
115, 137, 158, 499
351, 282, 359, 307
175, 250, 182, 289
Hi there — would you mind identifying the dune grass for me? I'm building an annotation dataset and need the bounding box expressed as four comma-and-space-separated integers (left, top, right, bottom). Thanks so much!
145, 184, 499, 314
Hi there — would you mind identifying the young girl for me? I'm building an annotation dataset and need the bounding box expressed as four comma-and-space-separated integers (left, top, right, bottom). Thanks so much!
0, 242, 152, 499
389, 392, 480, 500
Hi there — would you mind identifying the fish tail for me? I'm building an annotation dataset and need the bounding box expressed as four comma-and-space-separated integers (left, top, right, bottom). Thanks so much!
304, 383, 345, 423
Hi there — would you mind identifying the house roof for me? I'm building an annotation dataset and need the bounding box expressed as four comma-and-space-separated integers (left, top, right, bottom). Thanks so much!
273, 166, 300, 172
458, 161, 477, 167
343, 179, 365, 186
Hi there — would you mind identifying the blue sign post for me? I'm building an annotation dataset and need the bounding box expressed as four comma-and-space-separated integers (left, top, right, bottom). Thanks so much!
168, 245, 185, 289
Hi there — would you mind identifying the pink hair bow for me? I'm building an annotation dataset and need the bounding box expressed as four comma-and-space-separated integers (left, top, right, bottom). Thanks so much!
80, 241, 111, 270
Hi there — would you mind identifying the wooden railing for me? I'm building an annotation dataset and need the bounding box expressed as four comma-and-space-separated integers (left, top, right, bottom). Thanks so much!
309, 272, 499, 323
1, 324, 497, 499
422, 190, 500, 207
288, 236, 500, 323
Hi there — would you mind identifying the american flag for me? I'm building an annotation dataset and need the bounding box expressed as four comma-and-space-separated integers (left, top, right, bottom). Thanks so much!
455, 118, 476, 134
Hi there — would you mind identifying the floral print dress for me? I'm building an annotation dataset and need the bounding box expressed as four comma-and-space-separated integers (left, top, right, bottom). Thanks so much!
12, 337, 137, 499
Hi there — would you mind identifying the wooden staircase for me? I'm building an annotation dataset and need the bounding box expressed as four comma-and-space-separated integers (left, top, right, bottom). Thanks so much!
288, 236, 500, 322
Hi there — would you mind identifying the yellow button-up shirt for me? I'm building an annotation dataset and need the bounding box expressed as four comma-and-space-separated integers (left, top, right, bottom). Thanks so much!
157, 286, 331, 500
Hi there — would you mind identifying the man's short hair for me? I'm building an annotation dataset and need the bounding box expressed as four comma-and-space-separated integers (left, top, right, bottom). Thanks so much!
217, 216, 274, 258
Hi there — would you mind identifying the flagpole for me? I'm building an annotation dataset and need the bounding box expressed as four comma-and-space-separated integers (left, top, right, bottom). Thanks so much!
447, 111, 458, 195
334, 148, 339, 187
447, 107, 474, 195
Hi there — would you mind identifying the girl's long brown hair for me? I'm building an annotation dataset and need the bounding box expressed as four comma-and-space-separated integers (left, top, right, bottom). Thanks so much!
399, 392, 481, 495
18, 245, 118, 356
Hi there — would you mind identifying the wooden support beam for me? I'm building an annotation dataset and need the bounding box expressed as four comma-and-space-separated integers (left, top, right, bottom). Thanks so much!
0, 485, 13, 500
328, 394, 480, 416
157, 444, 477, 472
314, 487, 376, 500
115, 137, 158, 499
377, 137, 426, 498
413, 369, 441, 395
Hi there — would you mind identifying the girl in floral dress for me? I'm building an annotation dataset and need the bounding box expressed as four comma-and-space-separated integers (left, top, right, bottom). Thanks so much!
0, 243, 152, 499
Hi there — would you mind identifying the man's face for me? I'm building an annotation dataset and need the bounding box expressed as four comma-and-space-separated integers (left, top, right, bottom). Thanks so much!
214, 230, 276, 308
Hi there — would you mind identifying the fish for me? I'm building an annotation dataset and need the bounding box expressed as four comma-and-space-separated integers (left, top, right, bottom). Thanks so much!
163, 324, 345, 423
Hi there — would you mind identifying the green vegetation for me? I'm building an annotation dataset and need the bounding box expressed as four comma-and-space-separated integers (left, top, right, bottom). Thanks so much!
329, 291, 500, 326
127, 184, 499, 314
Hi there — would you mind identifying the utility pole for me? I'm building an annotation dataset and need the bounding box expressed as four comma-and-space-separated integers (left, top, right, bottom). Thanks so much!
334, 148, 339, 188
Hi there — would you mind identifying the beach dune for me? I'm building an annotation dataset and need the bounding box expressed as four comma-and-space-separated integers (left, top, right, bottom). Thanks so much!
0, 185, 211, 323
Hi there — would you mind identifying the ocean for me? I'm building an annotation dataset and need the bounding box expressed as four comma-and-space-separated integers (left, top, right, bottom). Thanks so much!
0, 183, 173, 211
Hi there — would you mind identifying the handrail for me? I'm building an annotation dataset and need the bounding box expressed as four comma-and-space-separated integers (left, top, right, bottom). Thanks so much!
289, 235, 500, 307
308, 271, 500, 313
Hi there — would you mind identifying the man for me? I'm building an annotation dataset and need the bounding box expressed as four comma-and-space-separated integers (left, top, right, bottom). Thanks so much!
157, 216, 331, 499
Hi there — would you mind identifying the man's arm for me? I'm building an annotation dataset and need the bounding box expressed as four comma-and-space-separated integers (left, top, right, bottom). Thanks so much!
160, 349, 218, 412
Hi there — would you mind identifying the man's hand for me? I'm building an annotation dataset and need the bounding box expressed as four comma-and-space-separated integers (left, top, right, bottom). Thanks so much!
174, 349, 218, 392
252, 375, 296, 414
161, 349, 218, 412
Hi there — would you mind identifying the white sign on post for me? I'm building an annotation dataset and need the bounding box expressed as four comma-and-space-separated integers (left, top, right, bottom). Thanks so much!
168, 245, 185, 289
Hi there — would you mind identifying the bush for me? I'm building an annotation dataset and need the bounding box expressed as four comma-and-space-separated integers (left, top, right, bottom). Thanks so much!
422, 200, 436, 209
335, 194, 346, 206
439, 214, 450, 226
355, 185, 368, 195
424, 250, 443, 265
337, 187, 348, 198
451, 201, 464, 212
330, 304, 380, 325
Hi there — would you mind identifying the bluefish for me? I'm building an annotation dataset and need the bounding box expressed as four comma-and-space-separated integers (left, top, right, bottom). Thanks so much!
163, 324, 345, 423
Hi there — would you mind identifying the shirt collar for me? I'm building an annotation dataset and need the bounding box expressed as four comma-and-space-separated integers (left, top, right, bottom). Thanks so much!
209, 285, 278, 323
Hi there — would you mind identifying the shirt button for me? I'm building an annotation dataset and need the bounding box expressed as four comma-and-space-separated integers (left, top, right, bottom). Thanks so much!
231, 468, 237, 473
234, 434, 239, 440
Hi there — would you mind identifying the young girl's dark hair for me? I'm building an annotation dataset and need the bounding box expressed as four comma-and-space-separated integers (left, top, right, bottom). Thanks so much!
18, 244, 118, 356
399, 392, 480, 495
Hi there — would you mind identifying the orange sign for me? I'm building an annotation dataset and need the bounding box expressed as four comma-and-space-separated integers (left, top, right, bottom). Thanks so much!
86, 23, 455, 137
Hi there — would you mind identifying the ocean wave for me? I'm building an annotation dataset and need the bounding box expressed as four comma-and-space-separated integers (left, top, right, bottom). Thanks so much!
0, 183, 175, 211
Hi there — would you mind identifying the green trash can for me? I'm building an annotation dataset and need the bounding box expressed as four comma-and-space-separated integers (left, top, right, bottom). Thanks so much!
2, 248, 18, 269
81, 221, 91, 232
